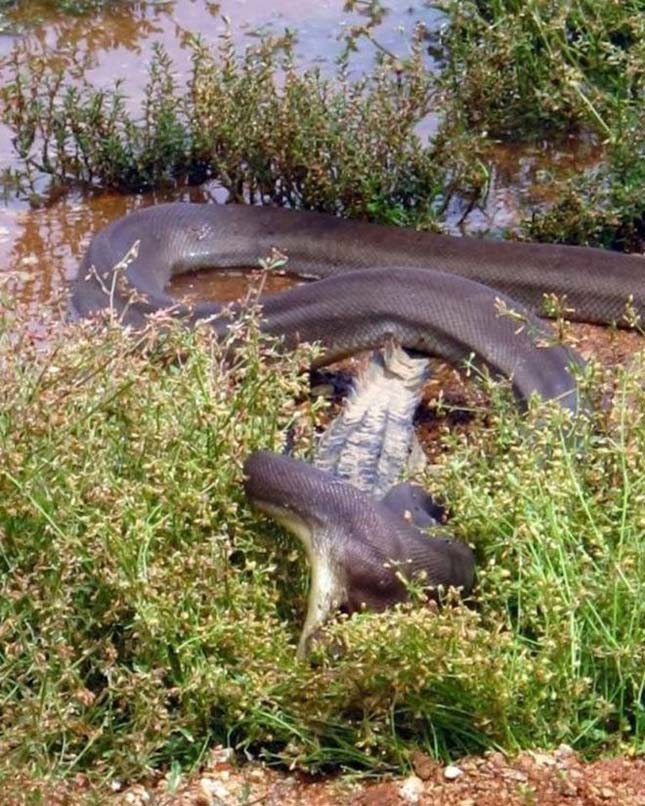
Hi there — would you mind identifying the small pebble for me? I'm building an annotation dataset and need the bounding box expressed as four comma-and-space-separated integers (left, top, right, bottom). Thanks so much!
123, 789, 151, 805
555, 743, 575, 760
558, 776, 578, 797
501, 768, 528, 782
399, 774, 424, 803
200, 777, 230, 801
410, 751, 435, 781
210, 745, 234, 765
486, 752, 506, 768
443, 765, 463, 781
530, 751, 556, 767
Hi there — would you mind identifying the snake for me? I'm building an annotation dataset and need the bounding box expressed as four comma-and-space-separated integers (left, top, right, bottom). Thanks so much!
73, 202, 644, 655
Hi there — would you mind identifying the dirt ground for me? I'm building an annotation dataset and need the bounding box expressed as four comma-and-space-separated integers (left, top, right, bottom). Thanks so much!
97, 744, 645, 806
409, 320, 644, 458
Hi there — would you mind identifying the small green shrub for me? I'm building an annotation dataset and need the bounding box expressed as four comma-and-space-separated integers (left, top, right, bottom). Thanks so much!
435, 0, 645, 138
1, 282, 644, 799
522, 110, 645, 251
432, 0, 645, 250
0, 32, 487, 226
0, 292, 319, 785
426, 362, 645, 754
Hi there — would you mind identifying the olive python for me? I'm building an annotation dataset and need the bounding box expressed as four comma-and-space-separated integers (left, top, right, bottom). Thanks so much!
73, 202, 644, 656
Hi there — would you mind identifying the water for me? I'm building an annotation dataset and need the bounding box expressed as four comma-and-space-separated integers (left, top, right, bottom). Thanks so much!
0, 0, 600, 311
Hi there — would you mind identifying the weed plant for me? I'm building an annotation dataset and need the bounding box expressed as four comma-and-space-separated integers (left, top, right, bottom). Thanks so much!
432, 0, 644, 248
347, 0, 645, 246
1, 32, 487, 226
522, 109, 645, 251
434, 0, 645, 138
1, 287, 644, 798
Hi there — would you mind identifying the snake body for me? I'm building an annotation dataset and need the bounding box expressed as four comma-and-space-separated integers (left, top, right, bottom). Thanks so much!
74, 202, 644, 326
74, 202, 644, 653
73, 202, 610, 410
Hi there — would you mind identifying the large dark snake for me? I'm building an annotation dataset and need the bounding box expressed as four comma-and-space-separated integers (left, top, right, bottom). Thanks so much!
73, 202, 644, 655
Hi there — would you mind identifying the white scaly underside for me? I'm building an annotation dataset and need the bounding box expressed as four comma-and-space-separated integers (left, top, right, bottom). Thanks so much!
314, 343, 430, 498
276, 517, 345, 659
297, 540, 344, 659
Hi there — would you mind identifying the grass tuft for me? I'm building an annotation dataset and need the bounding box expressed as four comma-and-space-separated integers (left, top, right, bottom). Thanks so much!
1, 290, 644, 798
435, 0, 645, 138
521, 109, 645, 251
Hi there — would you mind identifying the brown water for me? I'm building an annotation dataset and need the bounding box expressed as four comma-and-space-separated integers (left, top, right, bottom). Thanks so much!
0, 0, 601, 313
170, 266, 299, 303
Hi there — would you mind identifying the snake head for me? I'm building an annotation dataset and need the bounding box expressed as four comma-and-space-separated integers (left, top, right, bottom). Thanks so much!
243, 451, 475, 658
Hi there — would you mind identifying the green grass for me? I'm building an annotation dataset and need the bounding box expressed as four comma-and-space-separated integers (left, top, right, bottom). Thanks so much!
345, 0, 644, 247
520, 108, 645, 251
1, 287, 644, 801
435, 0, 645, 138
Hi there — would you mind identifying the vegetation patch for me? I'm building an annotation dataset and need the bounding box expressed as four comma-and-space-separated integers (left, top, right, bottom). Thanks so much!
435, 0, 645, 138
3, 3, 644, 243
0, 32, 487, 227
1, 284, 643, 799
344, 0, 645, 245
521, 110, 645, 252
430, 0, 645, 249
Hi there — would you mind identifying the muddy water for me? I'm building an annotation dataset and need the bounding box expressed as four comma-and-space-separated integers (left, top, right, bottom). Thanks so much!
0, 0, 446, 309
0, 0, 600, 314
170, 266, 299, 303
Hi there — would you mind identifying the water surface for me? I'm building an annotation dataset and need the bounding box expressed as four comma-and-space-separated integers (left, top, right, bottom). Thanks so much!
0, 0, 600, 312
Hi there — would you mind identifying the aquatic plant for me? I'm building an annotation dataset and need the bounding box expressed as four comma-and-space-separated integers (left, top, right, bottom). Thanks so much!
0, 32, 487, 227
3, 1, 644, 245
